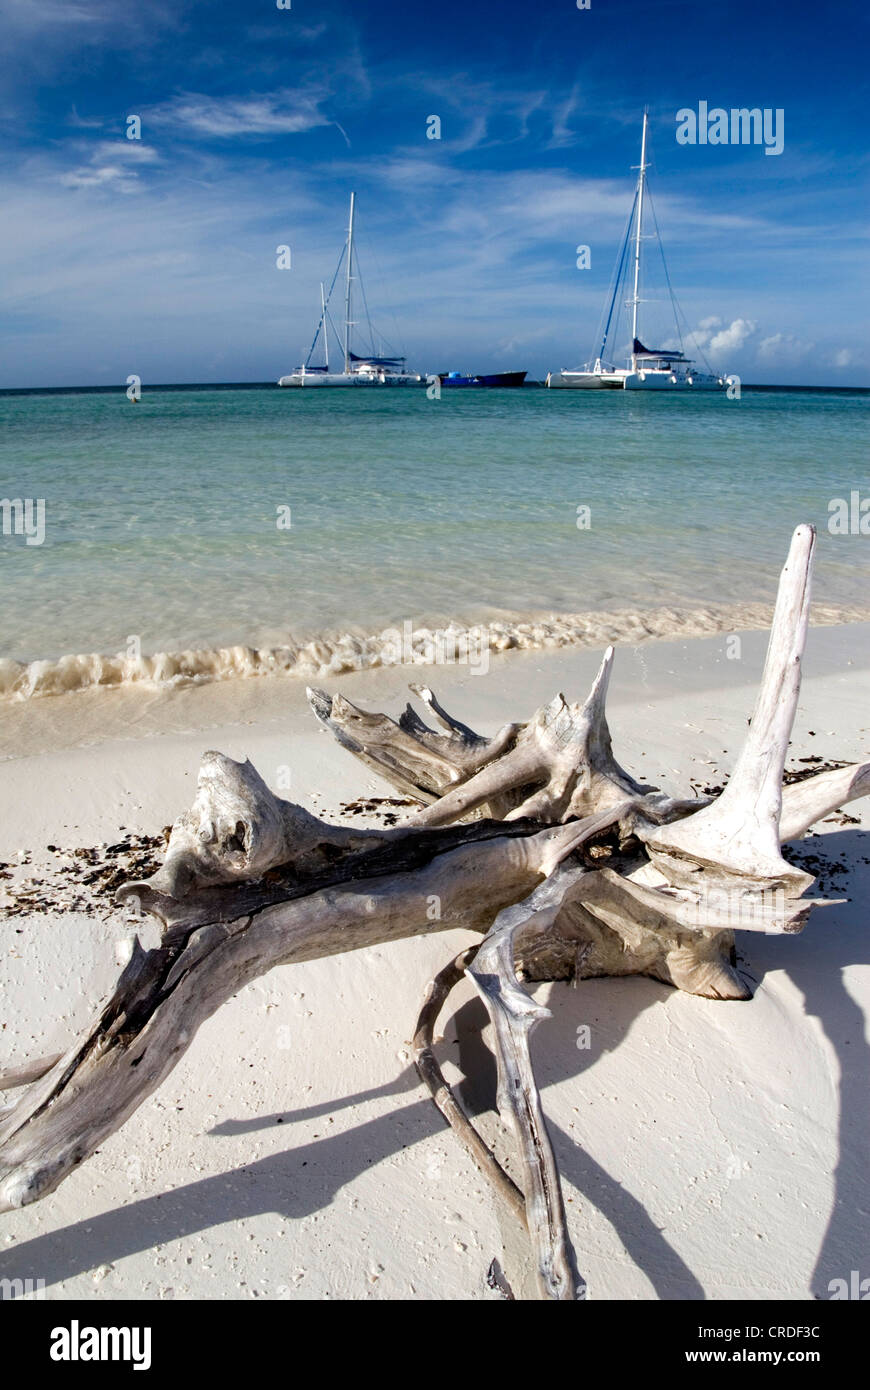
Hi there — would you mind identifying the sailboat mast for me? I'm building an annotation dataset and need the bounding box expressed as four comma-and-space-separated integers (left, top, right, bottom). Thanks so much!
343, 191, 356, 374
320, 282, 329, 371
630, 110, 648, 355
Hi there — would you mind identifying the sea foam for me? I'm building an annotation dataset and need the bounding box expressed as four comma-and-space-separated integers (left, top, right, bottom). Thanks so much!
1, 601, 868, 702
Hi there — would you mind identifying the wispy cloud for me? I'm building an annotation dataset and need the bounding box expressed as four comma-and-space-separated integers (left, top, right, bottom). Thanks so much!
0, 7, 865, 387
3, 0, 103, 29
59, 140, 160, 193
547, 85, 584, 150
148, 89, 334, 138
67, 105, 104, 129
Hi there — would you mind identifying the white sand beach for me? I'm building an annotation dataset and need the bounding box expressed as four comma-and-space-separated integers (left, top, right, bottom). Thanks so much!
1, 623, 868, 1301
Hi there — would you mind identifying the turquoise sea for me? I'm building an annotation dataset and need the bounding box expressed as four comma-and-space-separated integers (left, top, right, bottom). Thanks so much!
0, 385, 867, 698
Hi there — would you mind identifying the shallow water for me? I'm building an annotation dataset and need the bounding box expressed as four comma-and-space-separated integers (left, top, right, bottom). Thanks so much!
1, 385, 867, 697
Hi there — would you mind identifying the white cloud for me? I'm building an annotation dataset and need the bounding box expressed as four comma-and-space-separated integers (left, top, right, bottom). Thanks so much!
757, 332, 814, 364
60, 165, 134, 190
67, 105, 104, 129
708, 318, 757, 356
0, 113, 861, 389
833, 348, 854, 368
59, 140, 160, 192
149, 91, 332, 138
677, 317, 757, 361
89, 141, 160, 162
547, 86, 583, 149
3, 0, 103, 29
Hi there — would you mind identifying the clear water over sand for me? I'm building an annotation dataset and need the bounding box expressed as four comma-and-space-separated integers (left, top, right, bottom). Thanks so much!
1, 385, 867, 697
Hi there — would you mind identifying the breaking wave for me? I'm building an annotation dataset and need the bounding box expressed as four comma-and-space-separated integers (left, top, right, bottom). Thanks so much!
1, 601, 868, 702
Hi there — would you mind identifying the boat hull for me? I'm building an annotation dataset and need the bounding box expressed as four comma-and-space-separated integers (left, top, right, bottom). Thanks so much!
439, 371, 527, 388
546, 371, 624, 389
278, 371, 423, 387
547, 368, 725, 391
622, 371, 724, 390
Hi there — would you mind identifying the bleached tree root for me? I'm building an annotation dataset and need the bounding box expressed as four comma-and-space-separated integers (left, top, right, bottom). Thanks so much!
1, 524, 868, 1302
0, 1055, 63, 1090
0, 801, 590, 1218
412, 945, 527, 1228
314, 524, 869, 1007
468, 864, 596, 1301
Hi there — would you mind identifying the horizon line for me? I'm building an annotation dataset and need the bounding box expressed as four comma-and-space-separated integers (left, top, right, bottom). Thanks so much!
0, 381, 867, 397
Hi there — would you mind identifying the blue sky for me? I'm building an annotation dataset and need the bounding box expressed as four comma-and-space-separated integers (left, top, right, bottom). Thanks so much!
0, 0, 867, 387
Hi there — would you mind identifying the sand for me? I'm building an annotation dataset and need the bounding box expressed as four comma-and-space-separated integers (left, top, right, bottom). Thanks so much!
1, 624, 868, 1301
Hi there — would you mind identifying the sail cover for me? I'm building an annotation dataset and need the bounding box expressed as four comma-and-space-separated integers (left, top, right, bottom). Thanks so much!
349, 352, 406, 366
632, 338, 686, 359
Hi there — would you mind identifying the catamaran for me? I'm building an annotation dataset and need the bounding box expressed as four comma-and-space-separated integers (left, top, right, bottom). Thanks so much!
547, 112, 727, 391
278, 193, 423, 388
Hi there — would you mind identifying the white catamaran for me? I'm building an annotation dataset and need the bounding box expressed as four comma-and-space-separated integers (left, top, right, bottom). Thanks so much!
547, 112, 727, 391
278, 192, 423, 388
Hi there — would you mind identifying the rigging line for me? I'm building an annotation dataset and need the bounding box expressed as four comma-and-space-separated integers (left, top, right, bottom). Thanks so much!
647, 189, 716, 374
355, 242, 402, 359
598, 189, 638, 361
610, 196, 637, 364
353, 243, 378, 357
646, 188, 683, 351
304, 245, 347, 368
356, 225, 407, 359
324, 305, 344, 361
590, 190, 635, 362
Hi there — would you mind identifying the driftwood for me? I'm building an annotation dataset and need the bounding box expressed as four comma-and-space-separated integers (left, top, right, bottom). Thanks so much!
1, 524, 868, 1300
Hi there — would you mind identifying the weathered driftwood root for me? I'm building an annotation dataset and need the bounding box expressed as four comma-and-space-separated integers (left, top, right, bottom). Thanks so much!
1, 524, 868, 1303
309, 656, 691, 826
412, 944, 527, 1228
0, 1055, 63, 1090
307, 681, 522, 812
413, 807, 632, 1300
0, 776, 590, 1217
312, 524, 869, 1004
638, 524, 817, 891
468, 862, 597, 1301
307, 523, 870, 1293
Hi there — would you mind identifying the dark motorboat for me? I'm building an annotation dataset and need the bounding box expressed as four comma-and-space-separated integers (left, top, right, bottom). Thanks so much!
438, 370, 527, 388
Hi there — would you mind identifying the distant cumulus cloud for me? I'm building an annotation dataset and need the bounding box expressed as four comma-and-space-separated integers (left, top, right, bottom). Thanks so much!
709, 318, 757, 356
757, 332, 814, 364
833, 348, 855, 368
681, 317, 757, 361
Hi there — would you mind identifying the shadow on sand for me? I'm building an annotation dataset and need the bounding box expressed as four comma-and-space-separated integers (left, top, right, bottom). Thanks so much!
0, 830, 865, 1299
